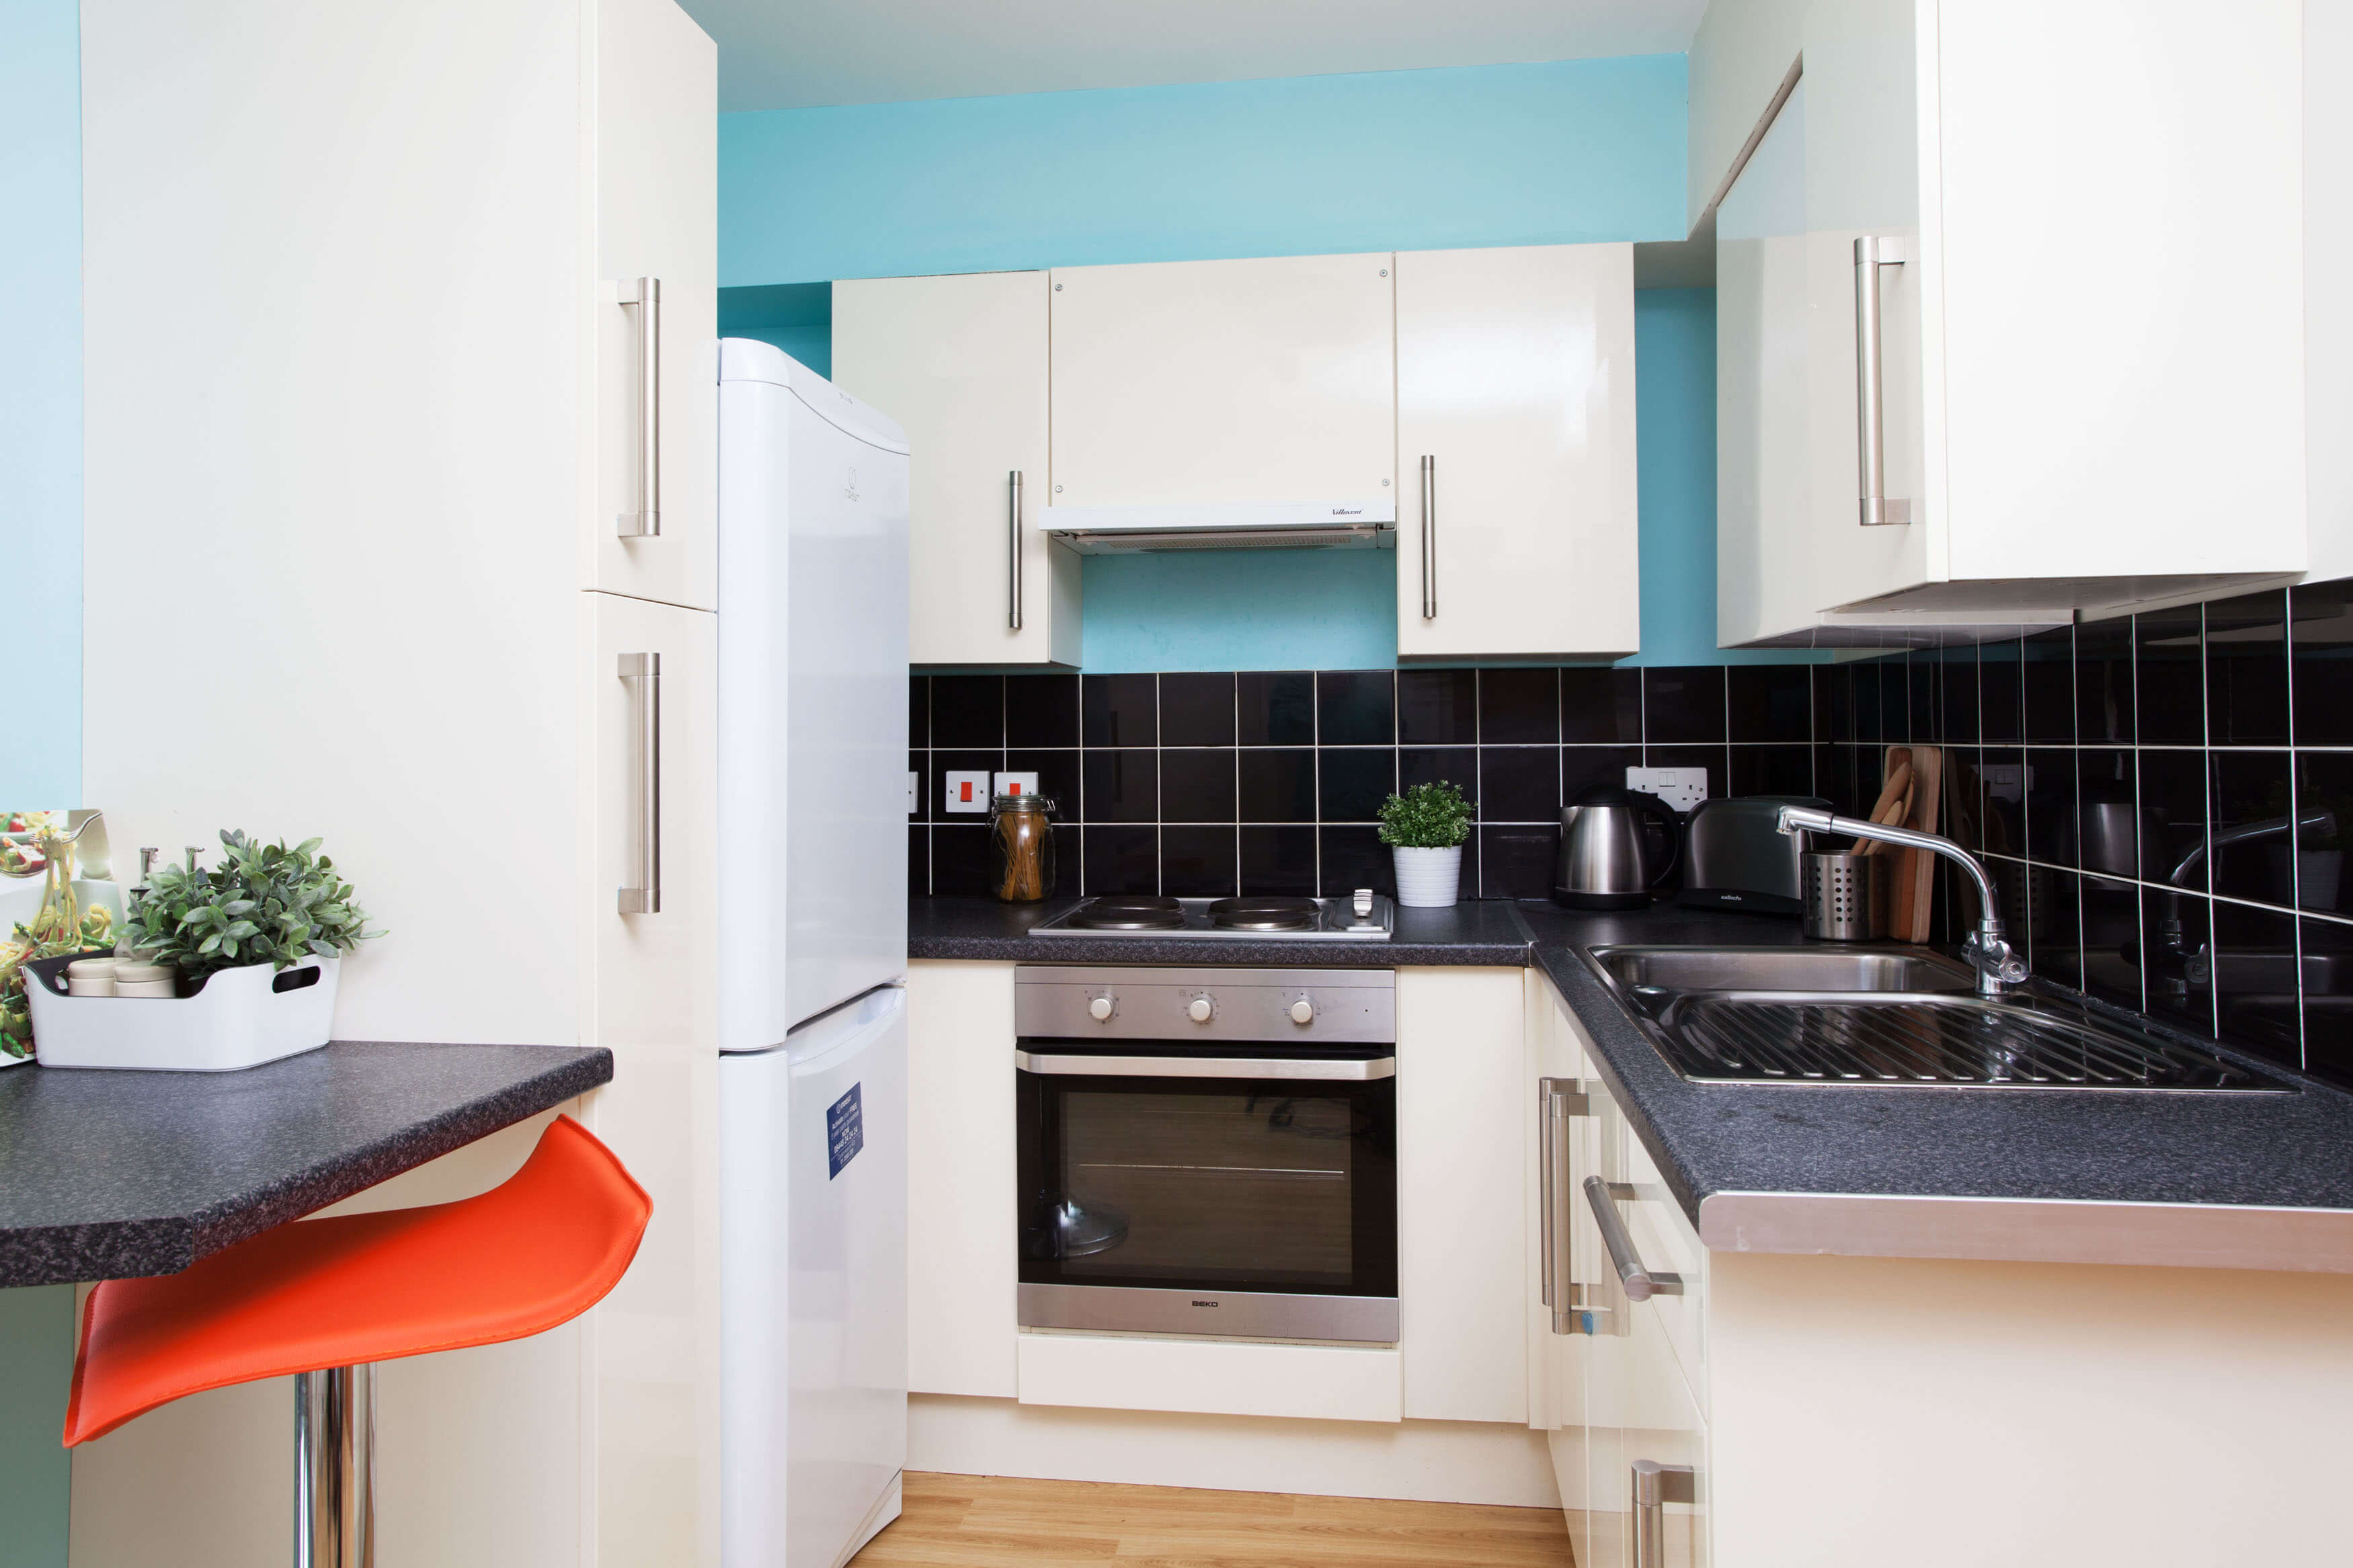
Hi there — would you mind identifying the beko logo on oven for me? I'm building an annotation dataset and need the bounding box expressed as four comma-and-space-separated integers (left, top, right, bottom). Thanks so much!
1193, 1300, 1219, 1308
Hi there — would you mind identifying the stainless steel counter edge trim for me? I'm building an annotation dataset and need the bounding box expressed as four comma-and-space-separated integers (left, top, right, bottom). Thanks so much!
1697, 1190, 2353, 1274
1019, 1282, 1400, 1344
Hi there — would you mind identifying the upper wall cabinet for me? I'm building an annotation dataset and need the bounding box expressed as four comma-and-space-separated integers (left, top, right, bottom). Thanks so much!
1706, 0, 2307, 647
834, 271, 1078, 667
1395, 244, 1639, 659
1047, 253, 1396, 513
592, 0, 717, 612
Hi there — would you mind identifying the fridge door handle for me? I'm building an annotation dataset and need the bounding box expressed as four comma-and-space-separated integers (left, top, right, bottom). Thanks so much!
618, 653, 662, 914
616, 278, 661, 538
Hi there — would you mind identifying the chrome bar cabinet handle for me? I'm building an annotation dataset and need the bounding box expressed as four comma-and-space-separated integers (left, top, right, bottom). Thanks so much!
1632, 1459, 1696, 1568
1008, 470, 1024, 630
1418, 454, 1437, 618
1582, 1175, 1681, 1301
618, 653, 662, 914
1852, 237, 1909, 526
1014, 1050, 1394, 1081
616, 277, 662, 538
1538, 1077, 1589, 1334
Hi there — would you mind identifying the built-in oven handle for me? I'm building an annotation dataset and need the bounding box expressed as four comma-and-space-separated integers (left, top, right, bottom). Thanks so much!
1014, 1050, 1395, 1081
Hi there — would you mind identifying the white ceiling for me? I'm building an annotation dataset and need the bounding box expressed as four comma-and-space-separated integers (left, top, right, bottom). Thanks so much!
683, 0, 1707, 113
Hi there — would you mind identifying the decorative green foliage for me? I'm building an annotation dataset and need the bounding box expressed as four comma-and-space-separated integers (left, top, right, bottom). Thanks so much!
120, 830, 382, 981
1377, 780, 1473, 850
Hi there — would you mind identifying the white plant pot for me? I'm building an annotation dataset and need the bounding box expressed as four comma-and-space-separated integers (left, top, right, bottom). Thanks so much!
1392, 845, 1463, 909
24, 954, 339, 1071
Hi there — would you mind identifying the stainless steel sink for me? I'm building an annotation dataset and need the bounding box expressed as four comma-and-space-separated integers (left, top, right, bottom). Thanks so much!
1583, 944, 2290, 1091
1591, 946, 1978, 996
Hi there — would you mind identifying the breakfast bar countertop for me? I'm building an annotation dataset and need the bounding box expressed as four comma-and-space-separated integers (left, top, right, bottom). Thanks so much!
0, 1040, 612, 1287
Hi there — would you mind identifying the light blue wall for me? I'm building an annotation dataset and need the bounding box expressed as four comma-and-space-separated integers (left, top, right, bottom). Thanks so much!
721, 56, 1689, 286
0, 1, 83, 1555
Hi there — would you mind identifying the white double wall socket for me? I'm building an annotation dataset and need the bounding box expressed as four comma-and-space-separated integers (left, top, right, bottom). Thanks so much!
1626, 766, 1710, 815
943, 770, 992, 813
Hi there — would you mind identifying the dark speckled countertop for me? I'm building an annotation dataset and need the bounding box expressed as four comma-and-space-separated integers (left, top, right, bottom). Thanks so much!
914, 894, 2353, 1270
0, 1040, 611, 1287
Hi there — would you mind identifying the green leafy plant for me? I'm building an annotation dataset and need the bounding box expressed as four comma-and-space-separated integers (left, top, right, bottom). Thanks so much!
1377, 781, 1473, 850
120, 830, 382, 982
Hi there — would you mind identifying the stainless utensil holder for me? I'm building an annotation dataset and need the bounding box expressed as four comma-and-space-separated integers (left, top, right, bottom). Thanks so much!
1802, 852, 1888, 942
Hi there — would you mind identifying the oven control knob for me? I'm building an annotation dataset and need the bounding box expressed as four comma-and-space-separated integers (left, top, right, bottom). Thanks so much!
1289, 997, 1315, 1025
1088, 995, 1114, 1022
1187, 996, 1215, 1024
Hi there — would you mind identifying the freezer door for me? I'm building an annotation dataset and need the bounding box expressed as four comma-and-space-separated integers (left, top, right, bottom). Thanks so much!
719, 983, 908, 1568
717, 351, 910, 1054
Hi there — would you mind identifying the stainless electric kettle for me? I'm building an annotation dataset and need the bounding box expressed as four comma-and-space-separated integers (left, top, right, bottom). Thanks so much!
1553, 784, 1681, 909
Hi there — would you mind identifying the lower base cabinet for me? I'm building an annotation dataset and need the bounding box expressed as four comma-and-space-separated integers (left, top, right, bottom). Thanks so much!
1532, 972, 2353, 1567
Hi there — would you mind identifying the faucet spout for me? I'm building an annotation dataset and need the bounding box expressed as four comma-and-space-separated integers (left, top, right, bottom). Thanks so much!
1776, 804, 2028, 997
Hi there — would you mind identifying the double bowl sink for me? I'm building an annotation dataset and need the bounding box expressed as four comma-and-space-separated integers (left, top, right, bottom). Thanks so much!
1581, 945, 2287, 1091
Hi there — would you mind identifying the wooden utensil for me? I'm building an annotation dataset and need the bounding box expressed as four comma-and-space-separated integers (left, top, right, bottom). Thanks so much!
1853, 755, 1913, 853
1886, 745, 1942, 941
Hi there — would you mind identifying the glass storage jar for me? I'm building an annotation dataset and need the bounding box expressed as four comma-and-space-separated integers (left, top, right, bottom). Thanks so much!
988, 794, 1058, 903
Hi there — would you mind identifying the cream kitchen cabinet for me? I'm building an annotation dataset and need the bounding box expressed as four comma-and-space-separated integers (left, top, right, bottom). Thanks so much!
1705, 0, 2307, 647
1532, 983, 1705, 1568
1046, 253, 1397, 518
834, 272, 1078, 667
904, 960, 1020, 1397
591, 0, 719, 613
1531, 966, 2353, 1567
1394, 245, 1640, 659
79, 0, 722, 1561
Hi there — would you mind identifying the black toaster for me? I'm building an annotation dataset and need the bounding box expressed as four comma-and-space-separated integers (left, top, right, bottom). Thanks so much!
1677, 795, 1828, 915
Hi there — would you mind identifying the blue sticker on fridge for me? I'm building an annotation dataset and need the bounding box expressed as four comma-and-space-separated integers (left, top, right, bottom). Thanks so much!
827, 1083, 864, 1179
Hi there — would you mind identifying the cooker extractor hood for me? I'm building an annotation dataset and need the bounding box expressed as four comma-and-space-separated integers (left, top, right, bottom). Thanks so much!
1039, 499, 1396, 554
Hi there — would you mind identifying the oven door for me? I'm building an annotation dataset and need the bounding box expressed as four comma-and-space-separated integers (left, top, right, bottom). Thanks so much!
1014, 1042, 1398, 1344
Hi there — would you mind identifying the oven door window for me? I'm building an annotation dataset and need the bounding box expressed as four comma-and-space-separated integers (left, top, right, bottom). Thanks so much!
1016, 1066, 1397, 1298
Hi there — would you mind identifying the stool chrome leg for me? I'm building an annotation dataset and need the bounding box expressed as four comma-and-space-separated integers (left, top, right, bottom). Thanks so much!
294, 1364, 375, 1568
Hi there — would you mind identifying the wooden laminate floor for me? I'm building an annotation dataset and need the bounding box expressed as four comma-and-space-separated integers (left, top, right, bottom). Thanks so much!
852, 1472, 1577, 1567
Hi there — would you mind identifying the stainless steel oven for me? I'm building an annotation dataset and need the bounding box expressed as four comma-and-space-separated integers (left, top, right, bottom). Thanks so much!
1014, 965, 1398, 1344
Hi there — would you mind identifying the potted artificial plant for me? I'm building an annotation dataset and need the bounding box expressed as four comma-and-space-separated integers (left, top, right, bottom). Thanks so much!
25, 829, 382, 1071
1378, 781, 1472, 909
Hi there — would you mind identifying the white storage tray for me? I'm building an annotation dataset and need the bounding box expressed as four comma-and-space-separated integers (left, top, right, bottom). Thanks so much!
24, 953, 339, 1071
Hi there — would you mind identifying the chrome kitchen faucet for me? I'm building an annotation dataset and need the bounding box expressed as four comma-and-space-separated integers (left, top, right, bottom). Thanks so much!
1776, 804, 2029, 997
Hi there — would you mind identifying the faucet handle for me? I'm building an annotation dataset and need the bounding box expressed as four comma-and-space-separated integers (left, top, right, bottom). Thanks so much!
1964, 929, 2028, 988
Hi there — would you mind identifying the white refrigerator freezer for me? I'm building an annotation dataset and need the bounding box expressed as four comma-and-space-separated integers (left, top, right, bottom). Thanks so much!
715, 339, 910, 1568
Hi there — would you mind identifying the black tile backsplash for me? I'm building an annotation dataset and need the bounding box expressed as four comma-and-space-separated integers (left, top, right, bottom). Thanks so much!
1318, 670, 1396, 745
1399, 669, 1478, 745
1158, 672, 1235, 747
1644, 666, 1726, 743
911, 665, 1819, 901
1828, 578, 2353, 1091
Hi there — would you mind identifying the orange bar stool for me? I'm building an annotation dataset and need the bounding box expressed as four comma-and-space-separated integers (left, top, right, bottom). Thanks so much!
63, 1114, 651, 1567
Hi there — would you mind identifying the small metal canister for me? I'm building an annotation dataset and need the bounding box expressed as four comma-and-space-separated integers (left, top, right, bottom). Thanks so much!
1801, 852, 1888, 941
988, 794, 1058, 903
